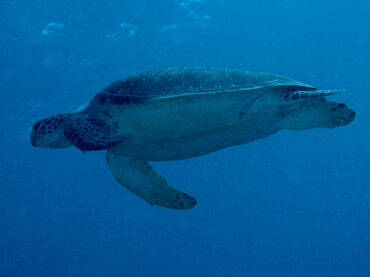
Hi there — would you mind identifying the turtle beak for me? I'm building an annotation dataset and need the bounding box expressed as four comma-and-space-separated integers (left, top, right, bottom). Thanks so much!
30, 132, 38, 147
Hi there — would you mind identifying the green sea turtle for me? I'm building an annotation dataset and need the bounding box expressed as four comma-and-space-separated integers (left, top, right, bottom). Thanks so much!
30, 67, 356, 209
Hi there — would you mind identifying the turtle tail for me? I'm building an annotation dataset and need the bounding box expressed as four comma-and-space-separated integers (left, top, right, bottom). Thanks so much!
280, 100, 356, 130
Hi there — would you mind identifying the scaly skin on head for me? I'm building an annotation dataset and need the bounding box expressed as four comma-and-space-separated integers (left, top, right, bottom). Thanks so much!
30, 113, 73, 148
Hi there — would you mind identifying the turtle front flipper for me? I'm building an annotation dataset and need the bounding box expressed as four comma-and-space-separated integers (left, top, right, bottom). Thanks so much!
106, 151, 198, 210
64, 115, 127, 152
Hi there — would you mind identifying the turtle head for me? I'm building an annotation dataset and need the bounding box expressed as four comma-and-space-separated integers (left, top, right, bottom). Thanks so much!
31, 113, 73, 148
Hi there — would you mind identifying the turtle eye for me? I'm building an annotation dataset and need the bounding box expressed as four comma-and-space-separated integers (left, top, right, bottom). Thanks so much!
34, 121, 41, 131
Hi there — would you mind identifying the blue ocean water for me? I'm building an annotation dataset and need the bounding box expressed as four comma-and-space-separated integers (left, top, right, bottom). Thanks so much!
1, 0, 369, 276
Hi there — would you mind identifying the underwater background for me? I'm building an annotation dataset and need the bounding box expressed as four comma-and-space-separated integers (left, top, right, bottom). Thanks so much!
1, 0, 370, 276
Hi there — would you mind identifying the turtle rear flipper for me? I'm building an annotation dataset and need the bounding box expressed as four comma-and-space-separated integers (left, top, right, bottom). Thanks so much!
64, 115, 126, 152
281, 100, 356, 130
106, 151, 198, 210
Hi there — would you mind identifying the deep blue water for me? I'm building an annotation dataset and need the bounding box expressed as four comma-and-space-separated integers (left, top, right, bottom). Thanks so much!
1, 0, 370, 276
